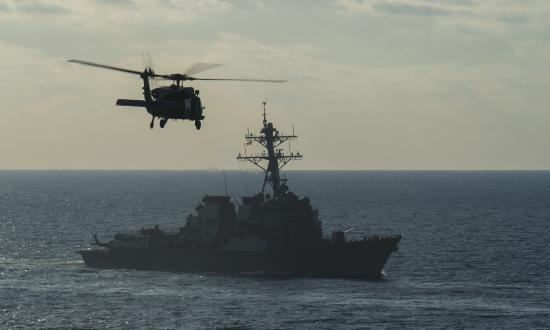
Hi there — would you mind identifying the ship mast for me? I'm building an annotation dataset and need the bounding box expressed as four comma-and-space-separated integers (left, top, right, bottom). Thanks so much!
237, 101, 302, 198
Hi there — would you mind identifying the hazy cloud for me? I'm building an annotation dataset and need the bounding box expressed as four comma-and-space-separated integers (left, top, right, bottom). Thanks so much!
0, 0, 68, 15
336, 0, 550, 35
372, 1, 455, 16
95, 0, 134, 5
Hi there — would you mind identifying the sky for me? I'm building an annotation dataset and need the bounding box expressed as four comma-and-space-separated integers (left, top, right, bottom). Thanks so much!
1, 0, 550, 170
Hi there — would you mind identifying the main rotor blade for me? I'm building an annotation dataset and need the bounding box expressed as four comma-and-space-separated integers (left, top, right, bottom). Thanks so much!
68, 60, 143, 75
184, 62, 222, 75
190, 78, 288, 83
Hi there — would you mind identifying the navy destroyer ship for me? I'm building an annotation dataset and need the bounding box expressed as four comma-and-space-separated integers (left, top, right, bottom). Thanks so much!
79, 102, 401, 278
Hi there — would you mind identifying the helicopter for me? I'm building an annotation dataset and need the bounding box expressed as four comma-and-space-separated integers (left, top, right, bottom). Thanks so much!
68, 59, 287, 129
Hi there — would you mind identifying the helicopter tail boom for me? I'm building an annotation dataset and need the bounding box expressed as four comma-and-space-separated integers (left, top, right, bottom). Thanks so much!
116, 99, 147, 107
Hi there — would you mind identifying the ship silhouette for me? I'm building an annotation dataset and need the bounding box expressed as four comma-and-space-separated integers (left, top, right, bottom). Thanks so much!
79, 102, 401, 278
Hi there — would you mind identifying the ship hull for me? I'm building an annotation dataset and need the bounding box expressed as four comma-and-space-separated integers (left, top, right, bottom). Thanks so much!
79, 236, 400, 278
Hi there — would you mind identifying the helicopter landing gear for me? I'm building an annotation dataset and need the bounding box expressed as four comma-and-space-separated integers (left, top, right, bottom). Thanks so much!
160, 119, 167, 128
195, 120, 201, 130
149, 116, 155, 129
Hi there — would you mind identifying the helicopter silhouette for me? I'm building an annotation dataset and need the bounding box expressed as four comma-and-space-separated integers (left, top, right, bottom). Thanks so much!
68, 59, 286, 129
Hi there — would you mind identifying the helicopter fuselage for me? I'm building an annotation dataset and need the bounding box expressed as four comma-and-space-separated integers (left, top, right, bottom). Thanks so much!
116, 73, 204, 129
149, 86, 203, 119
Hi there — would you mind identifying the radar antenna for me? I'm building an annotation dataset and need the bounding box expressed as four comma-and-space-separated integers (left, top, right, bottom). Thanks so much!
237, 101, 302, 198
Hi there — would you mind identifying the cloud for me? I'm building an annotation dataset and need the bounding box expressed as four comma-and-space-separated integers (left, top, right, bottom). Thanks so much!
0, 0, 233, 27
16, 2, 68, 14
94, 0, 134, 5
335, 0, 463, 16
372, 1, 456, 16
335, 0, 550, 35
0, 0, 68, 15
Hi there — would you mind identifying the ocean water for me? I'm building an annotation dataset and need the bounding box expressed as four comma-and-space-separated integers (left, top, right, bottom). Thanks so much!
1, 170, 549, 329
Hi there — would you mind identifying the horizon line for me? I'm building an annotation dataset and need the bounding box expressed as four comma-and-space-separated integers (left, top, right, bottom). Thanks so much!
2, 169, 550, 172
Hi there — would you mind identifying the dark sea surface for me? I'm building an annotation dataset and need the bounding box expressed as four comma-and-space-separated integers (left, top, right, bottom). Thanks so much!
1, 170, 550, 329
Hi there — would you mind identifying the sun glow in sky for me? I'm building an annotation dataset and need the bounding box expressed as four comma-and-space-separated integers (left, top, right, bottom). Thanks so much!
1, 0, 550, 170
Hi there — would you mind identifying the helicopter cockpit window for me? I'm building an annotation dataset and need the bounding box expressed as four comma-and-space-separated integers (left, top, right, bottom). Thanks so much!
182, 88, 195, 98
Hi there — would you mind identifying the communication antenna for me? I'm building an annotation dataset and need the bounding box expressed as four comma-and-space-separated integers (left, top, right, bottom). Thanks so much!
223, 169, 228, 196
232, 193, 242, 206
262, 99, 267, 125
